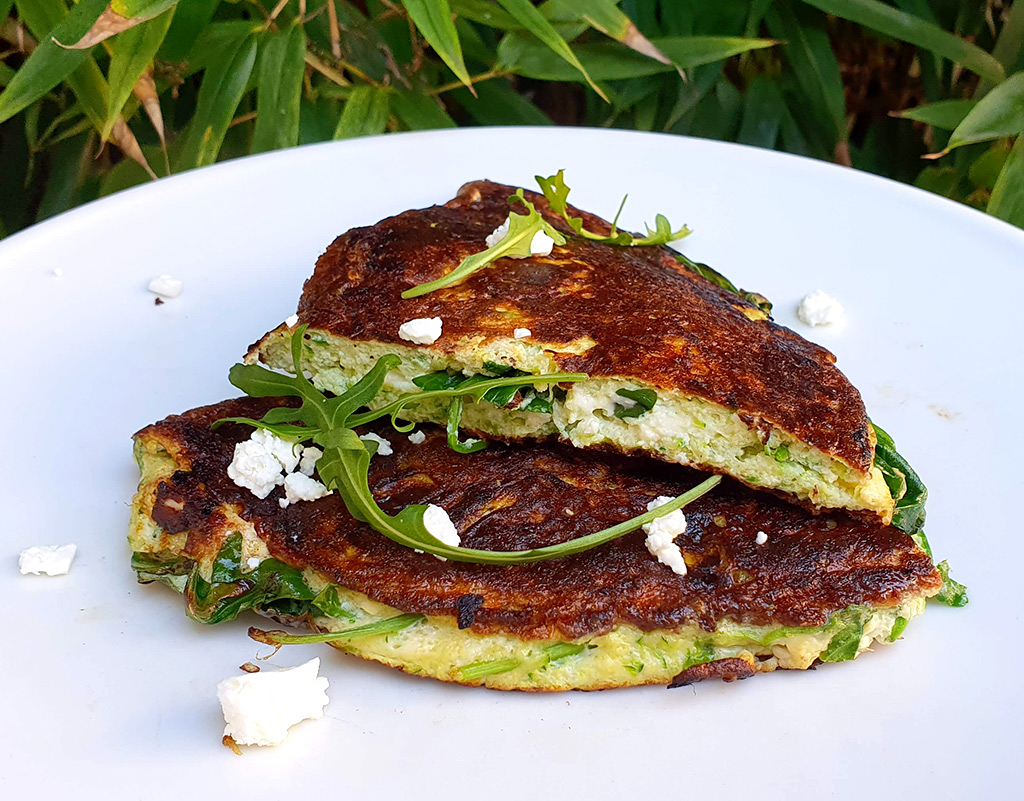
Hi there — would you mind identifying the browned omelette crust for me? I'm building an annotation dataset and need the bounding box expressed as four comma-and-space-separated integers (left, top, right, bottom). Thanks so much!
140, 398, 939, 642
284, 180, 874, 472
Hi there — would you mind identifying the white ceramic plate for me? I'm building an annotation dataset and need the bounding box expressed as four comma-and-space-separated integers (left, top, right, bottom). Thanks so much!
2, 128, 1020, 798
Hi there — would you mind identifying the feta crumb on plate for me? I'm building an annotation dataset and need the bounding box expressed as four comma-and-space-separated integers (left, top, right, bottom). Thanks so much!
796, 290, 844, 327
642, 496, 688, 576
398, 316, 442, 345
359, 432, 393, 456
513, 327, 532, 339
407, 430, 426, 445
19, 544, 77, 576
217, 658, 329, 747
147, 275, 183, 299
52, 267, 64, 279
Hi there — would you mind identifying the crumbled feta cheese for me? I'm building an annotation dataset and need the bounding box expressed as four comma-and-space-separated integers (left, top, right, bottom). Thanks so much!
250, 428, 302, 473
485, 217, 511, 248
755, 530, 768, 545
148, 275, 182, 299
530, 229, 555, 256
423, 504, 460, 549
285, 313, 299, 328
217, 658, 330, 747
796, 290, 844, 327
52, 267, 64, 279
359, 432, 393, 456
246, 557, 263, 570
227, 430, 301, 499
19, 544, 77, 576
642, 496, 688, 576
298, 446, 322, 477
279, 472, 331, 508
398, 317, 442, 345
513, 328, 532, 339
228, 438, 285, 499
407, 430, 426, 445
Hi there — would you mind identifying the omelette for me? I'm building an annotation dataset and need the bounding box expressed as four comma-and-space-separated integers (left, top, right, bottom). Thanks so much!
129, 397, 941, 691
250, 180, 896, 523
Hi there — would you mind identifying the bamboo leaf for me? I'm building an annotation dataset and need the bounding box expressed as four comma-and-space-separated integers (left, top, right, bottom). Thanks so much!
495, 0, 607, 100
401, 0, 473, 92
174, 28, 258, 170
765, 2, 846, 145
252, 22, 306, 153
111, 0, 177, 17
931, 73, 1024, 155
57, 0, 177, 50
500, 35, 776, 82
133, 69, 165, 149
451, 79, 552, 125
157, 0, 219, 62
110, 115, 156, 178
894, 99, 977, 131
0, 0, 108, 124
102, 7, 174, 140
797, 0, 1005, 84
737, 76, 785, 149
991, 0, 1024, 74
333, 85, 390, 140
988, 135, 1024, 229
390, 90, 457, 130
547, 0, 680, 74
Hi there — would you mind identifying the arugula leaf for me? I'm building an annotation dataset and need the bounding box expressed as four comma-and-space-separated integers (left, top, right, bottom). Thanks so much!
183, 533, 334, 625
871, 422, 928, 535
446, 396, 487, 454
535, 170, 690, 247
216, 327, 721, 565
249, 613, 425, 646
673, 252, 773, 316
888, 616, 909, 642
401, 189, 566, 298
614, 388, 658, 419
132, 550, 191, 592
819, 607, 867, 662
934, 561, 969, 607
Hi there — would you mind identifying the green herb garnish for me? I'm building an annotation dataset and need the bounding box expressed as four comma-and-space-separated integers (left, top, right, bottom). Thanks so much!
179, 533, 348, 625
614, 388, 658, 419
401, 189, 566, 298
413, 365, 555, 417
215, 327, 721, 565
888, 616, 909, 642
872, 422, 928, 535
819, 608, 867, 662
535, 170, 691, 247
248, 613, 425, 648
935, 560, 969, 607
674, 252, 774, 316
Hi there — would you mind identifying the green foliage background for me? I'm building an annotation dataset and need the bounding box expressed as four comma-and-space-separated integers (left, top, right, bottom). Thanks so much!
1, 0, 1022, 239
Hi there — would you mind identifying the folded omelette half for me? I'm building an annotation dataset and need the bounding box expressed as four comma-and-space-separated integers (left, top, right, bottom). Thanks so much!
129, 397, 940, 691
250, 181, 896, 523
